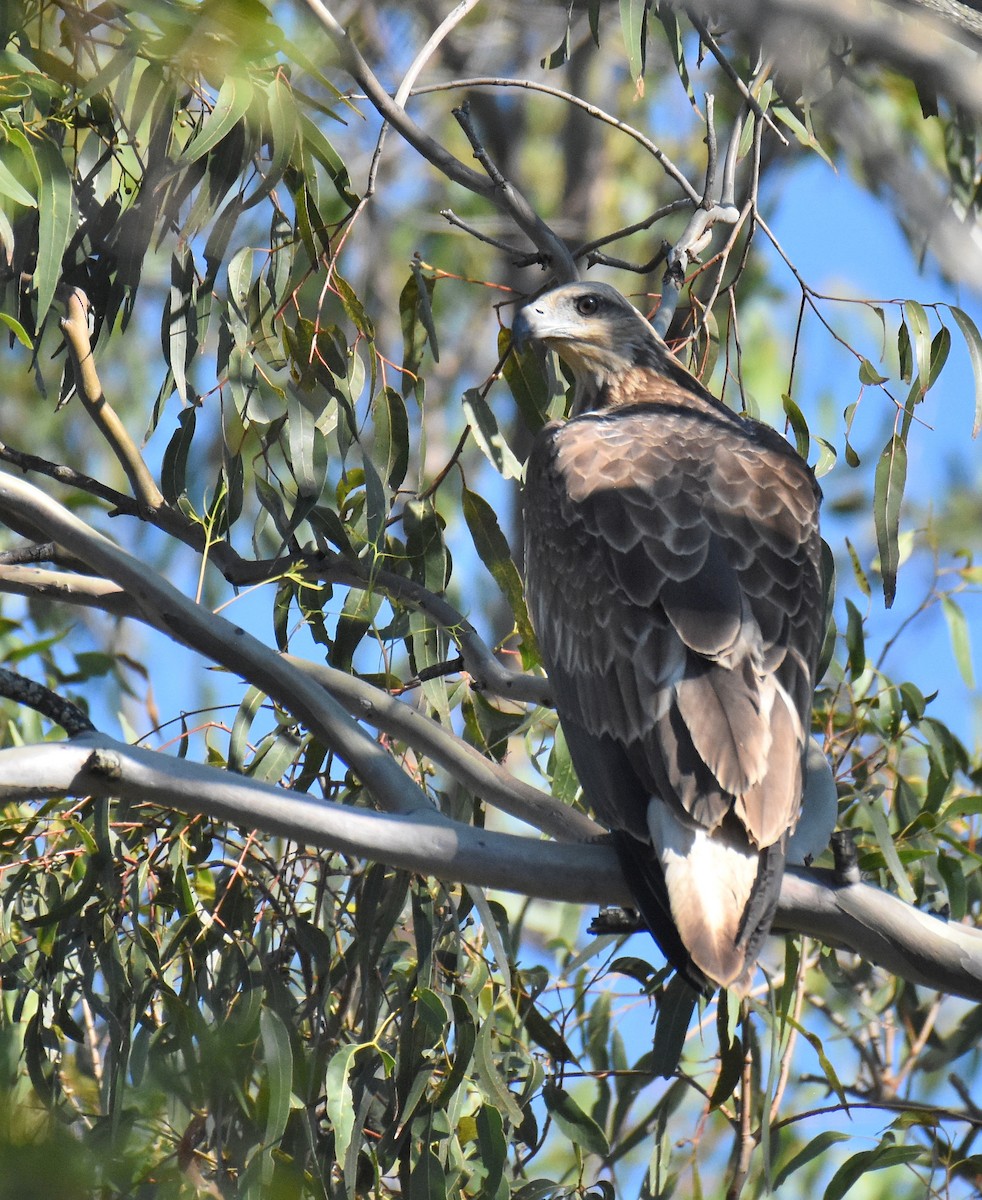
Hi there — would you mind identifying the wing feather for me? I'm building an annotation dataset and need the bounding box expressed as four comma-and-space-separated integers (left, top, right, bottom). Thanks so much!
524, 396, 823, 989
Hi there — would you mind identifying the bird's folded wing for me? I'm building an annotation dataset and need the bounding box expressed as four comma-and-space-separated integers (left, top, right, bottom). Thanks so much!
524, 406, 823, 849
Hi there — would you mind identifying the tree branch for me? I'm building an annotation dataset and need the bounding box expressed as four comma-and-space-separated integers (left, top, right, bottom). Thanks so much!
4, 734, 982, 1001
0, 470, 434, 817
301, 0, 576, 277
0, 558, 575, 838
58, 287, 166, 514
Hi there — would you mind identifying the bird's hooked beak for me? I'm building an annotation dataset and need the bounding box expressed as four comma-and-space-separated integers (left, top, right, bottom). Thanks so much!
510, 304, 540, 352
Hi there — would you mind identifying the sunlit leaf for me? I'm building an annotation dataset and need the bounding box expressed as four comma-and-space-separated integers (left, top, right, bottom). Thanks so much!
462, 486, 537, 661
619, 0, 647, 94
774, 1130, 850, 1190
177, 73, 254, 166
942, 595, 975, 687
33, 136, 72, 323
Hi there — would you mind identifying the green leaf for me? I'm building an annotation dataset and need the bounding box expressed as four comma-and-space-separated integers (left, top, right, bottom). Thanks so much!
228, 685, 266, 774
858, 793, 916, 903
475, 1105, 507, 1200
873, 433, 907, 608
942, 595, 975, 687
325, 1044, 362, 1162
33, 136, 73, 323
287, 391, 328, 503
259, 1006, 293, 1144
781, 393, 810, 459
772, 104, 834, 167
462, 486, 537, 660
542, 1081, 610, 1157
897, 319, 913, 383
774, 1131, 850, 1190
502, 328, 550, 432
651, 974, 697, 1078
161, 407, 197, 503
824, 1144, 924, 1200
474, 1019, 523, 1125
937, 851, 967, 921
844, 537, 870, 598
709, 999, 743, 1107
243, 73, 298, 210
0, 153, 36, 208
0, 311, 32, 347
858, 357, 889, 385
844, 598, 866, 679
619, 0, 647, 94
927, 325, 951, 389
410, 1148, 447, 1200
814, 436, 837, 477
177, 74, 254, 166
462, 388, 523, 480
947, 305, 982, 436
372, 386, 410, 491
904, 299, 932, 391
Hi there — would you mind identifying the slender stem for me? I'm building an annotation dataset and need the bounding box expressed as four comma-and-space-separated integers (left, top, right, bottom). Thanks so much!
58, 287, 165, 514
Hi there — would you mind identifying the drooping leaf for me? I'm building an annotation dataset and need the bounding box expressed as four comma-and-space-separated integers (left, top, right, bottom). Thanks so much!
619, 0, 647, 94
372, 386, 410, 491
462, 486, 537, 660
942, 595, 975, 687
33, 136, 73, 324
176, 73, 255, 166
873, 433, 907, 607
462, 388, 523, 480
904, 299, 932, 391
781, 392, 810, 459
243, 73, 298, 210
773, 1131, 850, 1190
542, 1081, 610, 1157
823, 1143, 924, 1200
259, 1005, 293, 1145
161, 407, 197, 503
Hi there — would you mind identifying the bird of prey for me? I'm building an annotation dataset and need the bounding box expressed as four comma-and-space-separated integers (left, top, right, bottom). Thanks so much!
513, 282, 824, 995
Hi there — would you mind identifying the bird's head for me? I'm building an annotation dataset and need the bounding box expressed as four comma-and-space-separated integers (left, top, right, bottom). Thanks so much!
512, 282, 677, 413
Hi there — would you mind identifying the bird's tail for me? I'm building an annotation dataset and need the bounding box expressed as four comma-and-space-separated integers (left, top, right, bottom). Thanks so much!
632, 807, 786, 995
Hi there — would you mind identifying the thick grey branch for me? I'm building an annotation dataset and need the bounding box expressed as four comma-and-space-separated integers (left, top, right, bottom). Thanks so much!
0, 560, 579, 838
4, 735, 982, 1001
0, 470, 433, 817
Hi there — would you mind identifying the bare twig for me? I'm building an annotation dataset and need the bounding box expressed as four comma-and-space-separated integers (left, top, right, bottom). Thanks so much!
393, 0, 483, 107
574, 201, 692, 262
58, 287, 165, 514
284, 654, 599, 841
0, 440, 137, 512
0, 666, 94, 735
685, 9, 789, 145
304, 1, 575, 276
726, 1014, 756, 1200
411, 77, 702, 203
440, 208, 527, 254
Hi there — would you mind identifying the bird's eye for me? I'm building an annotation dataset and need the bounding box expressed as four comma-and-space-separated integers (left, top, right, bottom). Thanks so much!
575, 294, 601, 316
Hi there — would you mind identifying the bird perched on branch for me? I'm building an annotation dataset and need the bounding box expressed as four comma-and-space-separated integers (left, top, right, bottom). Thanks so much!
513, 282, 824, 995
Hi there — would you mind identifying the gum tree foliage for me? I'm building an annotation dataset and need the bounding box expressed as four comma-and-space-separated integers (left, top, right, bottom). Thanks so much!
1, 0, 982, 1196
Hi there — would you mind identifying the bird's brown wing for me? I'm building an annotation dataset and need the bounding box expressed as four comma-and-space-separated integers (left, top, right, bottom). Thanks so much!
523, 400, 823, 989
